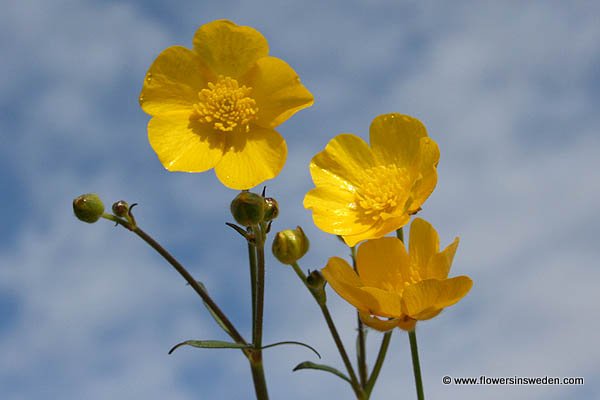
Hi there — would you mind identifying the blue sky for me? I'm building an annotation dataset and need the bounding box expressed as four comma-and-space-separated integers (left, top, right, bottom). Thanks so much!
1, 1, 599, 399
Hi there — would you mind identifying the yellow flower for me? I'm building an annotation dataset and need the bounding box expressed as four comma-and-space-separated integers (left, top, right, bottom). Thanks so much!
304, 113, 439, 247
321, 218, 472, 332
139, 20, 314, 190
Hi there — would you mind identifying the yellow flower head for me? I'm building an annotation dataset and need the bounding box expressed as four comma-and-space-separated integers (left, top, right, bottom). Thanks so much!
304, 113, 440, 247
140, 20, 314, 190
321, 218, 472, 332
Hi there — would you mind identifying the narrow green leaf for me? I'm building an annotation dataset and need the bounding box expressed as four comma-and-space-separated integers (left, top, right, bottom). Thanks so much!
196, 281, 233, 336
293, 361, 352, 384
261, 341, 321, 359
169, 340, 251, 354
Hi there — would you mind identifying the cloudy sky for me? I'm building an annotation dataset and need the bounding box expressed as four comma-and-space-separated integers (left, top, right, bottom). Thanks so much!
1, 0, 598, 399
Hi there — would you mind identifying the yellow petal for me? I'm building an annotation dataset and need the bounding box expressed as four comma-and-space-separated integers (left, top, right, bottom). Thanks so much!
310, 134, 376, 189
193, 20, 269, 78
359, 312, 399, 332
214, 126, 286, 190
414, 309, 442, 321
243, 56, 314, 128
140, 46, 211, 116
425, 237, 459, 280
321, 257, 379, 313
369, 113, 427, 168
357, 237, 410, 290
401, 276, 472, 320
341, 214, 410, 247
409, 218, 439, 272
360, 287, 403, 317
303, 187, 370, 236
409, 137, 440, 212
148, 115, 224, 172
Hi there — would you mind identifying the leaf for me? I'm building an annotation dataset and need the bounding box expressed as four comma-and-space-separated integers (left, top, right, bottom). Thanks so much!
169, 340, 251, 354
196, 281, 233, 336
261, 341, 321, 359
292, 361, 352, 384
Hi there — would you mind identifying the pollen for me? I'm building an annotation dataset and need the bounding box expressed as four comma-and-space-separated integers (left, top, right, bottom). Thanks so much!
355, 165, 411, 221
192, 76, 258, 132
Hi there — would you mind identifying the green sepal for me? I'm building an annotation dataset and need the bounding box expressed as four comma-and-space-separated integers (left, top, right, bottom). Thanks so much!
292, 361, 352, 384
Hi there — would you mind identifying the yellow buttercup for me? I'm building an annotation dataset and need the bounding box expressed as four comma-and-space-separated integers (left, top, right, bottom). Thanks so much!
140, 20, 313, 190
322, 218, 472, 331
304, 113, 439, 246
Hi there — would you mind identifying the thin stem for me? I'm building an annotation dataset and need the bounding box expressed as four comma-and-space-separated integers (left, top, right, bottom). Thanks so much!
363, 227, 404, 396
365, 331, 393, 396
247, 239, 258, 338
104, 215, 247, 348
249, 359, 269, 400
350, 246, 368, 388
291, 263, 365, 399
250, 223, 269, 399
252, 224, 266, 350
408, 329, 424, 400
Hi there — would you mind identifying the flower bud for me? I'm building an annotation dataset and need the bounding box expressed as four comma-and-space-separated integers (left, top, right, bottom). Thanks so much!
73, 193, 105, 223
112, 200, 129, 217
307, 270, 325, 289
272, 226, 310, 265
307, 270, 327, 304
263, 197, 279, 222
230, 191, 265, 227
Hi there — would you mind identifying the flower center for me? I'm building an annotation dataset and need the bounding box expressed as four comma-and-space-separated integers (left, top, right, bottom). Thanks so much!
403, 268, 423, 287
355, 165, 412, 221
192, 76, 258, 132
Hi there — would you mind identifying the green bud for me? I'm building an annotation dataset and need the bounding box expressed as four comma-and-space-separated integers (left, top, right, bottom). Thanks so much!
263, 197, 279, 222
111, 200, 129, 217
230, 191, 265, 227
272, 226, 310, 265
307, 270, 325, 289
306, 270, 327, 305
73, 193, 105, 223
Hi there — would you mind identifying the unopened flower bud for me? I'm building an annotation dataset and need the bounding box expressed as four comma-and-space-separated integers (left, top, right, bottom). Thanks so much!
263, 197, 279, 222
112, 200, 129, 217
307, 270, 325, 289
230, 191, 265, 227
307, 270, 327, 305
272, 226, 309, 265
73, 193, 105, 223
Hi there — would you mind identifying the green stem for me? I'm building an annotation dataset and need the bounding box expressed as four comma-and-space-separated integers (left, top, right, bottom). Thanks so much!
291, 263, 365, 399
365, 331, 392, 396
363, 227, 404, 396
250, 223, 269, 399
247, 239, 258, 337
249, 358, 269, 400
408, 329, 424, 400
252, 224, 266, 349
350, 246, 368, 389
103, 215, 248, 348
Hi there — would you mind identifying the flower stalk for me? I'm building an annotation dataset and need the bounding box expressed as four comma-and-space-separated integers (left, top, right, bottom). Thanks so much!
290, 263, 365, 399
249, 222, 269, 399
101, 214, 248, 349
350, 245, 368, 388
408, 329, 424, 400
365, 331, 392, 396
363, 227, 403, 395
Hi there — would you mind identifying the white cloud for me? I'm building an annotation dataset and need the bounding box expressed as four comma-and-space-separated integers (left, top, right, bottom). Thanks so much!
1, 0, 599, 399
